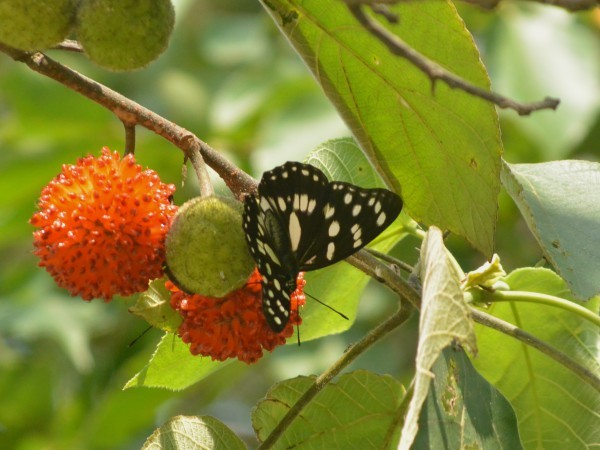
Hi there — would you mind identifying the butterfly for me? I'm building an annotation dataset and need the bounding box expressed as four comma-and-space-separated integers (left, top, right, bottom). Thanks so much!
242, 161, 403, 332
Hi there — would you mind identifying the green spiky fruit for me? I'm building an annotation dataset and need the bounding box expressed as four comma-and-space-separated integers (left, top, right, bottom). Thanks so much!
76, 0, 174, 71
165, 196, 255, 297
0, 0, 76, 51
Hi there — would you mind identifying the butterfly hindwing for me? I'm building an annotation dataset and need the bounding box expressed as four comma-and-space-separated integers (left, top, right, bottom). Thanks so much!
243, 161, 403, 332
243, 190, 298, 332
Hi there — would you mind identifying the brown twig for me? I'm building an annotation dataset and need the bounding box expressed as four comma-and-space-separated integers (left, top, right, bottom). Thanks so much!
185, 138, 215, 197
122, 121, 136, 155
346, 3, 560, 116
344, 0, 599, 12
461, 0, 599, 11
0, 43, 257, 199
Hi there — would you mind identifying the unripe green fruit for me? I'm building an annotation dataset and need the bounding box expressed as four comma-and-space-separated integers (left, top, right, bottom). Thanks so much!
0, 0, 76, 51
166, 196, 255, 297
76, 0, 174, 72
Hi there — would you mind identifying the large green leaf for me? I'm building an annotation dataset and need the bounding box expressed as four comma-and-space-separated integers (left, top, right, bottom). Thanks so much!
399, 227, 476, 450
125, 333, 228, 390
502, 160, 600, 299
252, 370, 404, 448
142, 415, 246, 450
261, 0, 502, 255
472, 268, 600, 450
414, 348, 523, 450
298, 138, 414, 340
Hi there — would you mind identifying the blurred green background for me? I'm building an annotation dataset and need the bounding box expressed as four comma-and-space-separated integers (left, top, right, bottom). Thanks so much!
0, 1, 599, 448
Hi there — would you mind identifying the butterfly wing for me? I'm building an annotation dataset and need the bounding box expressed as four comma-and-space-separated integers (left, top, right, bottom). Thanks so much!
243, 192, 298, 332
255, 161, 403, 270
243, 161, 403, 332
298, 181, 403, 270
256, 161, 330, 269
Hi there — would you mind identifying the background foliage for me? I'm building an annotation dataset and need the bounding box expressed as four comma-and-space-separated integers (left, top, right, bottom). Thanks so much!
0, 0, 599, 448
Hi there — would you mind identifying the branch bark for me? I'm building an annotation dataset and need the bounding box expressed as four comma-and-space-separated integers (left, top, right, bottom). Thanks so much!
346, 3, 561, 116
0, 43, 257, 199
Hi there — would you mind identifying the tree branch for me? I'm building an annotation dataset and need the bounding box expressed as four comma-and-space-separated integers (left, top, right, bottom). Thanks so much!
346, 3, 561, 116
0, 43, 257, 199
461, 0, 599, 12
345, 0, 599, 13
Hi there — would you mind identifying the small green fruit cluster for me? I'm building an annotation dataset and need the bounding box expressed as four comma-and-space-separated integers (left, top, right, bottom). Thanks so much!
76, 0, 175, 72
0, 0, 76, 51
0, 0, 174, 72
165, 196, 255, 298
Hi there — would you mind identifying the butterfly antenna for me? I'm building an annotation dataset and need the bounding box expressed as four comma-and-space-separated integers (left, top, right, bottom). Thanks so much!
128, 325, 153, 348
296, 321, 301, 347
304, 291, 349, 321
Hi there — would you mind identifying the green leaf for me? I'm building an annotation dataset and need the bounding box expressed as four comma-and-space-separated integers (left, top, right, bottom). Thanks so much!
261, 0, 502, 256
400, 227, 476, 450
414, 347, 523, 450
502, 160, 600, 299
472, 267, 600, 450
129, 279, 182, 333
297, 138, 414, 340
142, 415, 246, 450
125, 333, 229, 390
252, 370, 405, 448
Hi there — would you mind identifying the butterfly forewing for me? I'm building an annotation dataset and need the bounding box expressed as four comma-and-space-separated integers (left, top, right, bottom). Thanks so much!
298, 181, 403, 270
243, 161, 403, 332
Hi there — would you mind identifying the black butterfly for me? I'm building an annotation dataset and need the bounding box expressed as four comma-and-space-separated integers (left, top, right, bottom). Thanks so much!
242, 161, 403, 332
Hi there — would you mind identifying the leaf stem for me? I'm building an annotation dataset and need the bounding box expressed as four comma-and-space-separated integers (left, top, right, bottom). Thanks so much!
185, 139, 214, 197
472, 289, 600, 328
0, 43, 257, 199
122, 121, 136, 155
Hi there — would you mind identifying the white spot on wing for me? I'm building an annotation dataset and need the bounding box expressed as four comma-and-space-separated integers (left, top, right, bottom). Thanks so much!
307, 199, 316, 214
324, 204, 335, 219
260, 197, 271, 210
289, 212, 301, 251
326, 242, 335, 260
353, 238, 363, 248
300, 194, 308, 212
344, 193, 353, 204
277, 197, 286, 211
328, 221, 340, 237
264, 244, 280, 265
377, 212, 386, 226
374, 201, 382, 214
352, 204, 362, 216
